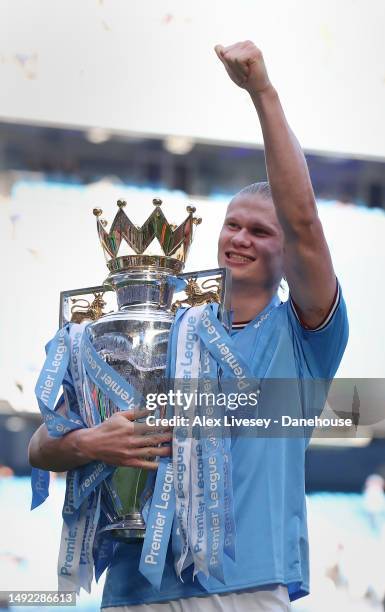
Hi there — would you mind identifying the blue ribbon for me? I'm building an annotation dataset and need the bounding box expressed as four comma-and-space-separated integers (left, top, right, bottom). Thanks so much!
81, 328, 146, 411
197, 309, 238, 565
139, 459, 176, 589
138, 309, 186, 589
34, 327, 85, 436
198, 346, 226, 584
222, 436, 236, 561
32, 304, 242, 592
139, 305, 240, 589
198, 306, 255, 382
72, 461, 114, 510
93, 512, 116, 582
31, 327, 87, 510
31, 467, 50, 510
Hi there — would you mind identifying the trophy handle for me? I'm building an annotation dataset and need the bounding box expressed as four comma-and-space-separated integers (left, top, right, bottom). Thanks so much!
177, 267, 231, 329
59, 285, 114, 327
59, 267, 231, 329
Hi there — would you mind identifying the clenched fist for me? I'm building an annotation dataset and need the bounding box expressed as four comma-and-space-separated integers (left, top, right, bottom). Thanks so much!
215, 41, 271, 95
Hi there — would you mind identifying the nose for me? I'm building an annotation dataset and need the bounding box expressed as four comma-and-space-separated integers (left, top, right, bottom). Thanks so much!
231, 228, 252, 249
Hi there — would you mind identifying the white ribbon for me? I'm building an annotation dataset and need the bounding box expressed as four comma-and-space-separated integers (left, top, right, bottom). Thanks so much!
172, 307, 203, 578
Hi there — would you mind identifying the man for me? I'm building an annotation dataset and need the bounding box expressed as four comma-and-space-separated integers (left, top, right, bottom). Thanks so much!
29, 41, 348, 610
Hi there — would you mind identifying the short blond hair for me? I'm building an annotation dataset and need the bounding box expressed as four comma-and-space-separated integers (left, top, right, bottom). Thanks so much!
234, 181, 272, 200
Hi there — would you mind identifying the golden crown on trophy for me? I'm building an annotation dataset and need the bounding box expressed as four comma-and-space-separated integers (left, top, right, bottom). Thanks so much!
93, 198, 202, 274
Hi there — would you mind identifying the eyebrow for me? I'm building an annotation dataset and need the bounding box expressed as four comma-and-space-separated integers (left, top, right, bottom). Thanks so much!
225, 216, 274, 232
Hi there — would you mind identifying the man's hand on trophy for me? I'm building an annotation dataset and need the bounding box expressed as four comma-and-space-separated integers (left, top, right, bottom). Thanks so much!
76, 410, 172, 470
214, 40, 271, 95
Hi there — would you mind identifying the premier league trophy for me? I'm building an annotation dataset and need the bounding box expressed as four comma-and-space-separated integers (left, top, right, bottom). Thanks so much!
59, 197, 230, 544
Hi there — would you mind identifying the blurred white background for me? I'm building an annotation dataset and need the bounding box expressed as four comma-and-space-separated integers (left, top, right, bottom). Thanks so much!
0, 0, 384, 158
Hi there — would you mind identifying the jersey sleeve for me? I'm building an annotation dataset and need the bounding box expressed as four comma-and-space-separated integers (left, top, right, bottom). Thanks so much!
287, 280, 349, 380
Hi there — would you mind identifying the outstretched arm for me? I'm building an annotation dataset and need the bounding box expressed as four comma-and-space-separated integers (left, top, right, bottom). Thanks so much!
215, 41, 337, 329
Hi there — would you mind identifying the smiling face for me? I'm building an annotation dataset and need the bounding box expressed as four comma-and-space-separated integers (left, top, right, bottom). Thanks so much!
217, 193, 284, 292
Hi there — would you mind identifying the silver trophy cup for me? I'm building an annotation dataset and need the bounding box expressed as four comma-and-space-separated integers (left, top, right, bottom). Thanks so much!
60, 198, 230, 543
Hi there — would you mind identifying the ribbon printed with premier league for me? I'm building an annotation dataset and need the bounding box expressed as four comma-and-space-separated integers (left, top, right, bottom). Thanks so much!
32, 303, 252, 593
31, 197, 248, 594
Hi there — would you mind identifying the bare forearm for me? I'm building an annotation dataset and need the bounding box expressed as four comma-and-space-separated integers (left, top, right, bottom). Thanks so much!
250, 85, 318, 234
29, 410, 172, 472
28, 425, 91, 472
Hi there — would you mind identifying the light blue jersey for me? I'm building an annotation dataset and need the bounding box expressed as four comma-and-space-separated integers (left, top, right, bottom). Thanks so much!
101, 286, 348, 607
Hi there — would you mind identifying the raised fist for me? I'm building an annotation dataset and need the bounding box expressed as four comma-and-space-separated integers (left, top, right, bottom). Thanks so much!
214, 41, 271, 95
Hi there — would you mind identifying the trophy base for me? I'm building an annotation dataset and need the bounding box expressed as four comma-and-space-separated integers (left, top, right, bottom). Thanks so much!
99, 512, 146, 543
